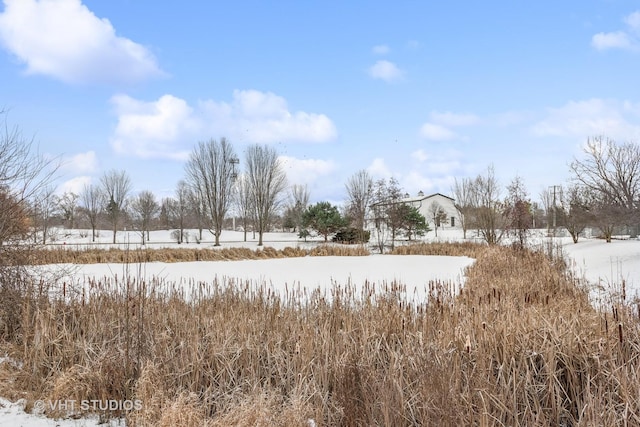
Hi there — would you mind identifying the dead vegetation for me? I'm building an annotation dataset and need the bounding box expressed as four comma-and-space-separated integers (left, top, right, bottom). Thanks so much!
1, 242, 640, 425
26, 244, 370, 265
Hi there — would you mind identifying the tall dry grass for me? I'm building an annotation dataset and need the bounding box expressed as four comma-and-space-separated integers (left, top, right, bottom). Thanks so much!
2, 242, 640, 425
28, 244, 369, 265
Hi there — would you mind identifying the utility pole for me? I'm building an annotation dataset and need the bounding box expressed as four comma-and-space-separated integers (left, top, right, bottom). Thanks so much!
229, 156, 240, 231
549, 185, 561, 236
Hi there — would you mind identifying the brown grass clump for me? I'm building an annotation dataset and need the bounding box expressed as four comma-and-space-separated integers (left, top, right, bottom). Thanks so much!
28, 244, 366, 265
390, 240, 486, 258
4, 243, 640, 425
308, 244, 370, 257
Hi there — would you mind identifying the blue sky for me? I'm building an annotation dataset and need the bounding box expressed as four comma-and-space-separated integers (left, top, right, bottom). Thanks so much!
1, 0, 640, 205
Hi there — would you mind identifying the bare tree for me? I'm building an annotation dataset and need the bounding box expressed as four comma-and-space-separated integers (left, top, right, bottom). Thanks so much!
370, 178, 406, 252
30, 185, 58, 244
185, 138, 237, 246
173, 180, 191, 244
592, 196, 623, 243
472, 165, 505, 245
452, 177, 474, 239
371, 179, 390, 253
186, 184, 206, 242
570, 137, 640, 236
130, 190, 159, 245
345, 169, 373, 240
428, 201, 447, 238
80, 183, 104, 242
283, 184, 310, 232
245, 144, 287, 246
0, 188, 29, 246
539, 187, 555, 234
0, 111, 58, 245
57, 192, 79, 229
504, 176, 532, 249
235, 173, 254, 242
100, 169, 132, 244
560, 185, 595, 243
0, 110, 58, 340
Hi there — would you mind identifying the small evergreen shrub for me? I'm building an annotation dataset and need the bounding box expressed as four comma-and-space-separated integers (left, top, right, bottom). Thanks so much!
332, 228, 370, 244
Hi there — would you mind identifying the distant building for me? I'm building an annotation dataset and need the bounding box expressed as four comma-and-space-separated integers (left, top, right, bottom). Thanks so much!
400, 191, 458, 228
369, 191, 458, 229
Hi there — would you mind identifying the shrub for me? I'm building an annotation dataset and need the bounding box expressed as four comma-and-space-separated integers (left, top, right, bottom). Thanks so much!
332, 228, 370, 244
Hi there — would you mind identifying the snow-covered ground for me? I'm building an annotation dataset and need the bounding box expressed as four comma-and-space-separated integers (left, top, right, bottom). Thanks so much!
55, 255, 474, 306
562, 237, 640, 305
35, 227, 640, 303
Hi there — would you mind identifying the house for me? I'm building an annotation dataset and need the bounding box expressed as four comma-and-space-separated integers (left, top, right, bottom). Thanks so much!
401, 191, 458, 228
369, 191, 458, 229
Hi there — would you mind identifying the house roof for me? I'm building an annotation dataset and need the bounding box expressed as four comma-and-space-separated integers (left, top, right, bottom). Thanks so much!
401, 192, 455, 204
372, 192, 455, 207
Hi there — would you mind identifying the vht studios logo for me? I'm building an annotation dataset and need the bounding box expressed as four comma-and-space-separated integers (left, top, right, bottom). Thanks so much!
34, 399, 143, 412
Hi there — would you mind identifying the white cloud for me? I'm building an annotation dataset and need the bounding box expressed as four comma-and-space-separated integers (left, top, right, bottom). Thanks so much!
201, 90, 337, 144
279, 155, 336, 186
531, 98, 640, 140
368, 60, 404, 82
491, 110, 531, 127
372, 44, 390, 55
61, 150, 98, 174
110, 94, 198, 160
0, 0, 163, 84
367, 158, 392, 179
411, 149, 429, 162
110, 90, 337, 160
401, 171, 436, 194
362, 150, 463, 197
591, 11, 640, 52
419, 123, 456, 140
419, 111, 480, 141
429, 111, 480, 127
592, 31, 634, 50
625, 11, 640, 32
56, 175, 92, 195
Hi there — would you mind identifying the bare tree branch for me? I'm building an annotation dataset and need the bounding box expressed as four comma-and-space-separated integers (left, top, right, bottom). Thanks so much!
245, 144, 287, 246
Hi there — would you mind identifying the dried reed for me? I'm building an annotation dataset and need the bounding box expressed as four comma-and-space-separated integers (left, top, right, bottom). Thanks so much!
2, 243, 639, 425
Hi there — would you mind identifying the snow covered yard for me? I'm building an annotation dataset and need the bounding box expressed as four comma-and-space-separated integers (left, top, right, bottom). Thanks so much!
562, 237, 640, 305
54, 255, 474, 306
35, 227, 640, 305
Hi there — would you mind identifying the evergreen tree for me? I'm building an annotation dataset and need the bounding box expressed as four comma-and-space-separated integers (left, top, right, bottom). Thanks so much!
302, 201, 346, 242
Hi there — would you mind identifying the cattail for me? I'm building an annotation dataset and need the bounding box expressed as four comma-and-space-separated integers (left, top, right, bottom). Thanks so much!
618, 323, 623, 344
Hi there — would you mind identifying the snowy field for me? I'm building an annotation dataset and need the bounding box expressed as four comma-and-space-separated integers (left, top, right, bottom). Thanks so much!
3, 227, 640, 426
43, 227, 640, 300
40, 228, 476, 305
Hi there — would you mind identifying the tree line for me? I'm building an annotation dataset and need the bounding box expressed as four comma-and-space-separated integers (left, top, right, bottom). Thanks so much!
452, 137, 640, 246
1, 108, 639, 249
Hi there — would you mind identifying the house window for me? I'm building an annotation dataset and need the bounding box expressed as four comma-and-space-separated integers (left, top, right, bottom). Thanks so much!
450, 216, 455, 227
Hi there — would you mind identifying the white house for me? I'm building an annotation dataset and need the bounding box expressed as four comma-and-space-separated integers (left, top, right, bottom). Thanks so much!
401, 191, 458, 228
